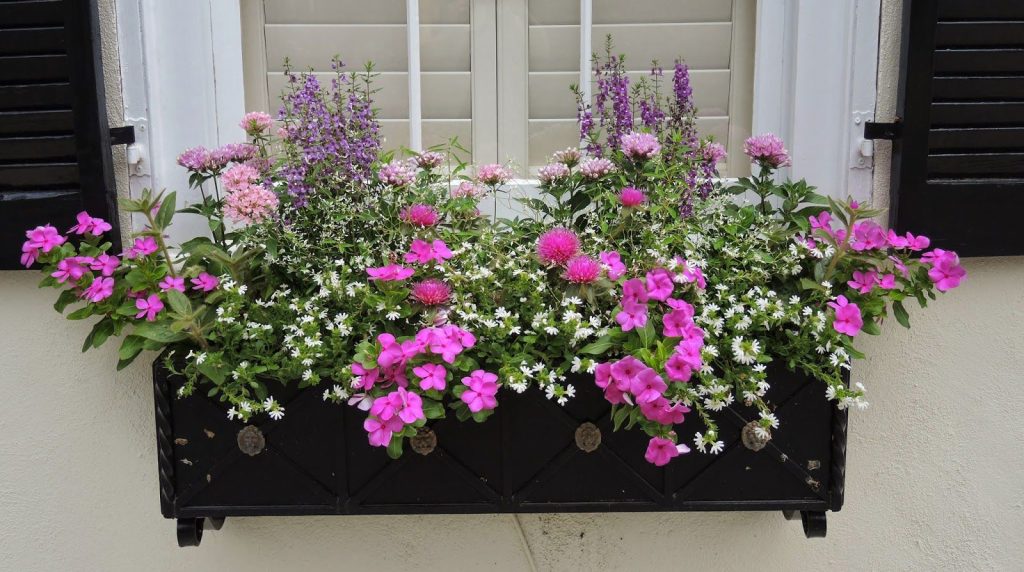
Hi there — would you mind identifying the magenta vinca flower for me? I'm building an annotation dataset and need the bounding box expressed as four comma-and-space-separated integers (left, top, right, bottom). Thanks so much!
135, 294, 164, 321
126, 237, 159, 259
51, 257, 89, 284
599, 251, 627, 280
922, 249, 966, 292
90, 254, 120, 277
594, 362, 627, 405
24, 224, 65, 256
158, 275, 186, 293
615, 300, 648, 332
645, 268, 675, 301
82, 277, 115, 303
645, 436, 687, 466
191, 272, 220, 292
622, 278, 649, 305
847, 270, 878, 294
404, 239, 453, 265
563, 255, 601, 284
887, 230, 930, 251
640, 397, 689, 425
629, 368, 667, 404
850, 221, 887, 251
69, 211, 113, 236
400, 204, 439, 227
367, 264, 415, 281
460, 370, 500, 412
413, 363, 447, 391
411, 279, 451, 306
743, 133, 791, 168
828, 295, 863, 337
618, 187, 647, 207
536, 228, 579, 266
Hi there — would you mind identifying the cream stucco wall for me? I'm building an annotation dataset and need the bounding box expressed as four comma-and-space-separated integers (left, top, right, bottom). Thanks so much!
1, 1, 1022, 570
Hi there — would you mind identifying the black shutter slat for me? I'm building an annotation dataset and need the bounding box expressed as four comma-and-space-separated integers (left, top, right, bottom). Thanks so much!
929, 127, 1024, 151
0, 162, 79, 189
0, 1, 65, 29
937, 0, 1024, 21
0, 135, 76, 161
0, 109, 74, 135
935, 22, 1024, 48
0, 192, 80, 267
932, 77, 1024, 101
927, 153, 1024, 178
0, 54, 69, 82
0, 27, 67, 56
932, 49, 1024, 75
930, 102, 1024, 126
0, 83, 72, 110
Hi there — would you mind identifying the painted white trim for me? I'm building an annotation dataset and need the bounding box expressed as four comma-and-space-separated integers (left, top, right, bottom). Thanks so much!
579, 0, 593, 106
406, 0, 422, 152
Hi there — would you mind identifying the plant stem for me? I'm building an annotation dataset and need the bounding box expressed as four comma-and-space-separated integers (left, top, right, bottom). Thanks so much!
144, 211, 178, 279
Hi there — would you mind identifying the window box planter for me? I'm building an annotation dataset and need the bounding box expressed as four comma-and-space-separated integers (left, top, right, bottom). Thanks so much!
154, 355, 847, 546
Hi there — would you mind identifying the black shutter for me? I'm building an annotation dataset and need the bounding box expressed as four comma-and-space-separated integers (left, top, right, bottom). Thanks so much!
0, 0, 119, 269
890, 0, 1024, 257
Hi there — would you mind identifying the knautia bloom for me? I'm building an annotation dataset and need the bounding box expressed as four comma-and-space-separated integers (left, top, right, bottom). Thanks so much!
703, 142, 727, 165
476, 163, 512, 186
563, 255, 601, 284
579, 157, 615, 179
400, 204, 439, 227
552, 147, 581, 167
176, 146, 214, 172
743, 133, 791, 168
537, 228, 580, 265
378, 159, 417, 187
224, 184, 279, 224
414, 151, 445, 170
411, 279, 452, 306
240, 111, 273, 135
618, 187, 647, 207
537, 162, 570, 184
620, 132, 661, 161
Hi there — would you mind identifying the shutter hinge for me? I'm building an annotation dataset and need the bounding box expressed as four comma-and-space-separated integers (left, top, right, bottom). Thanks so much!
863, 119, 902, 141
109, 125, 136, 145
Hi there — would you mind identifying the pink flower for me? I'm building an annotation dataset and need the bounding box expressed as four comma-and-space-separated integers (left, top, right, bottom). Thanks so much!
552, 147, 581, 167
536, 228, 580, 266
675, 259, 707, 289
413, 363, 447, 391
367, 264, 415, 281
452, 180, 484, 198
404, 239, 454, 265
609, 356, 647, 389
878, 273, 897, 290
743, 133, 791, 168
364, 414, 403, 447
20, 243, 39, 268
666, 338, 703, 382
850, 221, 887, 251
629, 368, 667, 404
476, 163, 512, 186
887, 230, 930, 251
645, 268, 675, 301
224, 184, 278, 224
126, 237, 158, 259
158, 275, 186, 292
579, 157, 614, 179
51, 257, 89, 284
537, 162, 570, 184
69, 211, 112, 236
615, 300, 648, 332
622, 278, 648, 305
411, 279, 452, 306
221, 163, 260, 192
922, 249, 966, 292
90, 254, 120, 276
393, 387, 425, 424
24, 224, 65, 255
645, 436, 684, 466
640, 397, 690, 425
594, 362, 627, 404
352, 363, 381, 391
618, 187, 647, 207
828, 295, 863, 337
662, 306, 696, 338
847, 270, 878, 294
82, 276, 115, 303
703, 142, 727, 165
415, 151, 445, 170
809, 211, 832, 233
378, 159, 418, 187
191, 272, 220, 292
416, 325, 476, 364
400, 204, 439, 227
134, 294, 164, 321
240, 111, 273, 134
564, 255, 601, 284
177, 146, 214, 172
461, 370, 500, 412
620, 132, 661, 161
600, 251, 627, 280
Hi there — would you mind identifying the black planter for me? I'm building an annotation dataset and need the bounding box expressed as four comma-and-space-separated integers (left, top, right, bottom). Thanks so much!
153, 357, 848, 546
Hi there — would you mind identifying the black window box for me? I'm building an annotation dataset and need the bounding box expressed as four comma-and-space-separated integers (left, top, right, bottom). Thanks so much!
153, 355, 848, 546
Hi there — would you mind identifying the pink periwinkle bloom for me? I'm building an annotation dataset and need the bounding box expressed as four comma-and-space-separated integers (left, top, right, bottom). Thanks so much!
400, 204, 439, 227
240, 111, 273, 134
191, 272, 220, 292
416, 325, 476, 364
411, 279, 452, 306
922, 249, 966, 292
850, 221, 887, 251
364, 389, 423, 447
847, 270, 878, 294
24, 225, 66, 259
367, 264, 415, 281
645, 268, 675, 301
703, 142, 727, 165
579, 157, 615, 179
609, 356, 648, 389
615, 300, 648, 332
224, 184, 278, 224
620, 131, 661, 161
674, 258, 707, 289
135, 294, 164, 321
89, 253, 120, 276
82, 276, 115, 303
887, 230, 930, 251
51, 256, 90, 284
662, 303, 696, 338
618, 187, 647, 207
351, 363, 381, 391
69, 211, 112, 236
536, 228, 580, 266
476, 163, 512, 186
20, 243, 39, 268
600, 251, 627, 280
413, 363, 447, 391
666, 338, 704, 382
415, 151, 445, 170
379, 159, 418, 187
404, 239, 454, 265
127, 236, 159, 259
158, 275, 186, 292
461, 370, 500, 413
640, 397, 690, 425
743, 133, 791, 168
551, 147, 581, 167
389, 387, 425, 424
221, 163, 260, 192
878, 273, 897, 290
622, 278, 649, 305
537, 162, 570, 184
645, 436, 686, 467
828, 295, 863, 337
594, 362, 628, 404
629, 368, 667, 404
563, 255, 601, 284
364, 413, 403, 447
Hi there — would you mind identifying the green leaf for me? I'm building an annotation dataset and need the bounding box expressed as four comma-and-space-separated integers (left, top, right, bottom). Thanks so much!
198, 360, 228, 385
82, 317, 115, 352
892, 301, 911, 328
117, 335, 145, 363
636, 321, 655, 349
580, 335, 615, 356
861, 320, 881, 335
53, 289, 79, 313
66, 306, 95, 320
165, 289, 192, 315
421, 398, 445, 419
386, 435, 404, 459
132, 321, 188, 343
612, 406, 630, 431
156, 191, 177, 229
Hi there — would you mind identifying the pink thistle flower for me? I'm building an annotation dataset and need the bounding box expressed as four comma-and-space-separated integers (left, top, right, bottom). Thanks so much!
158, 275, 186, 292
645, 436, 686, 466
476, 163, 512, 186
563, 255, 601, 284
69, 211, 112, 236
615, 300, 648, 332
847, 270, 878, 294
400, 204, 439, 227
579, 157, 615, 179
828, 295, 863, 337
618, 187, 647, 207
620, 131, 661, 161
600, 251, 627, 280
922, 249, 966, 292
135, 293, 164, 321
367, 264, 415, 281
378, 159, 417, 187
850, 221, 887, 251
404, 239, 454, 264
413, 363, 447, 391
452, 180, 484, 198
411, 279, 452, 306
191, 272, 220, 292
743, 133, 791, 168
224, 184, 278, 224
82, 276, 115, 303
415, 151, 445, 170
537, 162, 570, 184
551, 147, 581, 167
126, 237, 158, 259
645, 268, 675, 301
460, 370, 500, 413
239, 111, 273, 134
536, 228, 579, 266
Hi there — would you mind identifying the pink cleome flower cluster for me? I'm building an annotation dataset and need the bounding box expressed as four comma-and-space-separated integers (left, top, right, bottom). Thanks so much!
620, 131, 661, 161
743, 133, 791, 168
177, 143, 258, 173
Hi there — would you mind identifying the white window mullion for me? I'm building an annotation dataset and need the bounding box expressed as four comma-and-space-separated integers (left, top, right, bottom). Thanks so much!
579, 0, 592, 106
406, 0, 422, 152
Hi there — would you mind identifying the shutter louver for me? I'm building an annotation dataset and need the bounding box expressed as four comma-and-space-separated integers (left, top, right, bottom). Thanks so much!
892, 0, 1024, 256
0, 0, 118, 269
